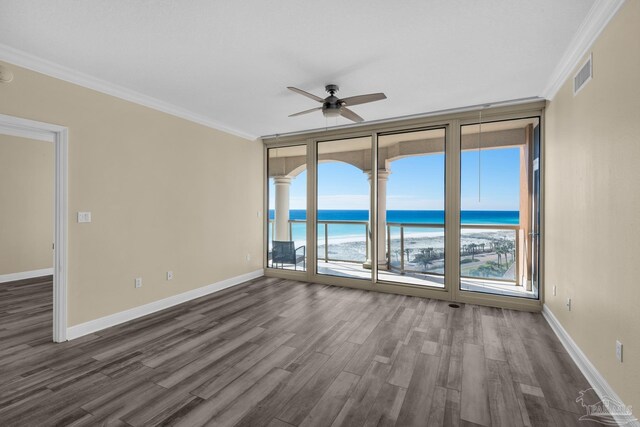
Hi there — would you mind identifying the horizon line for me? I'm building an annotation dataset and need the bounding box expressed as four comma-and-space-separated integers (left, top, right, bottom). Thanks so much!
277, 208, 520, 212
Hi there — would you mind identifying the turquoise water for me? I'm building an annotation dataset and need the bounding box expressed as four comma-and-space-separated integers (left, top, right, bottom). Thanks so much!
269, 209, 519, 244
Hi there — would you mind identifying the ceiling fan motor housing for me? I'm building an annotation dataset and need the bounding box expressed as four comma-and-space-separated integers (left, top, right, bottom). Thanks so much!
323, 85, 344, 117
287, 83, 385, 122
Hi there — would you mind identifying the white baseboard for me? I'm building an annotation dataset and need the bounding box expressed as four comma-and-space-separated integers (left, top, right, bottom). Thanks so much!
66, 269, 264, 340
0, 268, 54, 284
542, 304, 639, 427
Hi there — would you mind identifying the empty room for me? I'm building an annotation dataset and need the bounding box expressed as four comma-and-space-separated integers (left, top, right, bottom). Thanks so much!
0, 1, 638, 426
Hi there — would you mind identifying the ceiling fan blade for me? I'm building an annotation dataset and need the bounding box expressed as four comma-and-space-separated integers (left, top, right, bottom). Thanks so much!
288, 107, 322, 117
340, 107, 364, 123
340, 93, 387, 107
287, 86, 324, 103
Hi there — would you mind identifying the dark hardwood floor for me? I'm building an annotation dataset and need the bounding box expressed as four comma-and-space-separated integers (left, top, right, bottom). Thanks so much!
0, 275, 603, 426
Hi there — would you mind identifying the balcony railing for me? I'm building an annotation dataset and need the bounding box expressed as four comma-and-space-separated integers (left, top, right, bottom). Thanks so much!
459, 224, 520, 283
268, 219, 520, 283
268, 219, 369, 262
386, 223, 519, 283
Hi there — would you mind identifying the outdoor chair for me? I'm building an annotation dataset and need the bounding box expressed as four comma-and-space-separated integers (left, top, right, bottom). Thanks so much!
271, 240, 306, 270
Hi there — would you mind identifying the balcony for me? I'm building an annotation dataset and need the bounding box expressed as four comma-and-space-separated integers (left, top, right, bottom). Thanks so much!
268, 219, 535, 298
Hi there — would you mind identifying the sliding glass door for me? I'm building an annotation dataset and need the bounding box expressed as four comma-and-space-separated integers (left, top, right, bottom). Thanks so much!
316, 137, 372, 281
459, 118, 540, 299
267, 145, 307, 271
376, 128, 446, 288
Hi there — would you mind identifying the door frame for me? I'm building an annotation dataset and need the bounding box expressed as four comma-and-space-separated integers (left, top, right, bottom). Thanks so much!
0, 114, 68, 342
454, 112, 544, 310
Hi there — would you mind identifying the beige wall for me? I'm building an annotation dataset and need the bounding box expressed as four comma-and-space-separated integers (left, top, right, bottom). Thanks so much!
545, 0, 640, 411
0, 61, 263, 326
0, 134, 54, 276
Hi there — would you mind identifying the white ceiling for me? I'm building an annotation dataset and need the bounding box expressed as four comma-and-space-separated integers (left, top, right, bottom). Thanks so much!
0, 0, 597, 138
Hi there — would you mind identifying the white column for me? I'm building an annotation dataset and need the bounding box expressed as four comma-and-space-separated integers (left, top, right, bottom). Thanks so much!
273, 176, 292, 241
364, 169, 390, 270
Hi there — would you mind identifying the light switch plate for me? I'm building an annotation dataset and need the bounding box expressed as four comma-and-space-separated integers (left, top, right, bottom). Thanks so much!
77, 212, 92, 223
616, 340, 623, 362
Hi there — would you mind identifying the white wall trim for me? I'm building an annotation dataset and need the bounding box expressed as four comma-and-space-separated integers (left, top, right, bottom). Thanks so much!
542, 305, 639, 427
0, 114, 68, 343
53, 127, 69, 343
0, 43, 258, 141
66, 269, 264, 340
0, 268, 54, 284
542, 0, 625, 100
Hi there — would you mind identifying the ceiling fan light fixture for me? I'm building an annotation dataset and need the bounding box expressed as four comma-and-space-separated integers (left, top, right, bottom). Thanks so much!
322, 107, 341, 118
287, 84, 387, 123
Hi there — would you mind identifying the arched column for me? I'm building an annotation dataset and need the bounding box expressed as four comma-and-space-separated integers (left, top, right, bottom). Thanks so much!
273, 176, 292, 241
364, 169, 390, 270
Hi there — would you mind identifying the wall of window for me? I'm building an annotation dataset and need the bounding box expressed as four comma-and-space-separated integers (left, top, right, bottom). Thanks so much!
263, 102, 544, 310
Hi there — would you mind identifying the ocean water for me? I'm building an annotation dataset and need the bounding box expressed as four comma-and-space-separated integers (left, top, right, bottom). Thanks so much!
269, 209, 519, 223
269, 210, 519, 244
268, 210, 520, 277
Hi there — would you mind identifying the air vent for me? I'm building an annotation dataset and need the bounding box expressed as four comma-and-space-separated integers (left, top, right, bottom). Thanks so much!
573, 53, 592, 95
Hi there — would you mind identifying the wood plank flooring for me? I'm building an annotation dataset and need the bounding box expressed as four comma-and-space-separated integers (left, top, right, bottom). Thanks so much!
0, 276, 604, 426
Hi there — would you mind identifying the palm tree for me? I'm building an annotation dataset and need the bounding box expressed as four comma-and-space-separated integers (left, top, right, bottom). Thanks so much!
472, 261, 505, 278
413, 249, 432, 271
502, 241, 514, 265
501, 246, 507, 264
468, 243, 478, 260
404, 248, 413, 263
426, 247, 434, 260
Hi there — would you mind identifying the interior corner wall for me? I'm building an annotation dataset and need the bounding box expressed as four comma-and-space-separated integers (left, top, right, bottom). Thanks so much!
0, 134, 54, 276
0, 61, 264, 326
544, 0, 640, 411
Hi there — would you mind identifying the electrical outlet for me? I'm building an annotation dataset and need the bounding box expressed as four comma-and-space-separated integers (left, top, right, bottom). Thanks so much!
135, 277, 142, 288
246, 253, 251, 261
616, 340, 623, 362
566, 297, 572, 311
167, 271, 173, 281
553, 285, 557, 296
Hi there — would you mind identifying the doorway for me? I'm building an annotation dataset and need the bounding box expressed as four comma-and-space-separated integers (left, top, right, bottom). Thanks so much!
458, 117, 541, 300
0, 114, 68, 342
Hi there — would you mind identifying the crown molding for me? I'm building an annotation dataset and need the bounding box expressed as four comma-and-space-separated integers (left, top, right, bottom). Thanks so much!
261, 96, 544, 140
542, 0, 625, 100
0, 43, 258, 141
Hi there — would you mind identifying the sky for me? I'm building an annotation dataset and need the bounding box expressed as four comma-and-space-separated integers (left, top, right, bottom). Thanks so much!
270, 147, 521, 211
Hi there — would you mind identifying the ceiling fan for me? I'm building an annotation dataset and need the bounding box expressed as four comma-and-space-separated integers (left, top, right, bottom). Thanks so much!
287, 84, 387, 123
